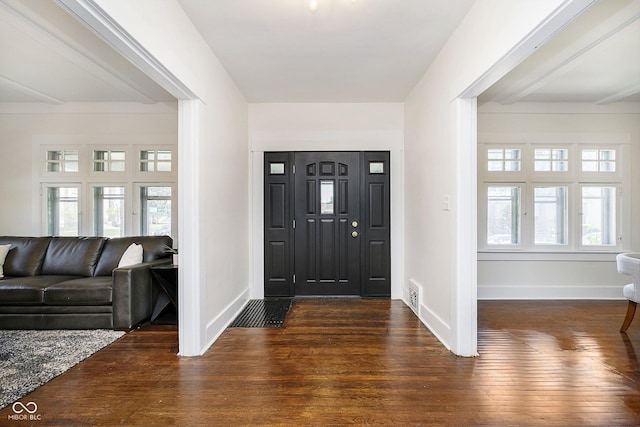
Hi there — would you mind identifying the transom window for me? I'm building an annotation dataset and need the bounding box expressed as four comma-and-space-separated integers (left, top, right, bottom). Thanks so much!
487, 148, 521, 172
46, 150, 79, 173
39, 145, 176, 238
93, 150, 126, 172
140, 150, 172, 172
582, 149, 615, 172
534, 148, 568, 172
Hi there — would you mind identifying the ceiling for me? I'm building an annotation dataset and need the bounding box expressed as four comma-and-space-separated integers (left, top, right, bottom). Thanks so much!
0, 0, 638, 105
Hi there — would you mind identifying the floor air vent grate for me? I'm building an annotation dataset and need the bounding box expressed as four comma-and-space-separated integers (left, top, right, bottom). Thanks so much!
229, 299, 292, 328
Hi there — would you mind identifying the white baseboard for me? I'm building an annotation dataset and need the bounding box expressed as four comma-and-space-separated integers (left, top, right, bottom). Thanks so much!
402, 285, 452, 352
478, 285, 624, 300
202, 289, 250, 355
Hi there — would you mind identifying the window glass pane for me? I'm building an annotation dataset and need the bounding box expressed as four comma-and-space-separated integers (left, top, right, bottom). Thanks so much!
487, 149, 502, 160
534, 186, 568, 245
157, 151, 171, 161
582, 161, 598, 172
141, 186, 172, 236
505, 149, 520, 160
487, 186, 520, 245
369, 162, 384, 174
47, 186, 79, 236
582, 186, 616, 246
111, 161, 126, 172
505, 161, 520, 171
157, 161, 172, 172
487, 161, 503, 172
320, 181, 334, 215
270, 163, 285, 175
94, 186, 125, 237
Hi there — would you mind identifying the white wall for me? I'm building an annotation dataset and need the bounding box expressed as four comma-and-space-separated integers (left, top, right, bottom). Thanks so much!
92, 0, 249, 356
404, 0, 590, 355
248, 103, 404, 299
478, 101, 640, 299
0, 102, 177, 235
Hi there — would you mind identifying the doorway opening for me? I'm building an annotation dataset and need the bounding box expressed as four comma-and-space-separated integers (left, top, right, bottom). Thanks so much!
264, 151, 391, 297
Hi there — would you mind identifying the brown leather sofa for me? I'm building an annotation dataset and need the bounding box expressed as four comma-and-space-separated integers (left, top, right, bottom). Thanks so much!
0, 235, 172, 329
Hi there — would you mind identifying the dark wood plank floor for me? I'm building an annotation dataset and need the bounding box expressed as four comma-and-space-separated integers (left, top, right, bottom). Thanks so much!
2, 299, 639, 426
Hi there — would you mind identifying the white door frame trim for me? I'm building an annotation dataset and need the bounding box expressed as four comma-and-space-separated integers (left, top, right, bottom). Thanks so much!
54, 0, 202, 356
451, 0, 597, 356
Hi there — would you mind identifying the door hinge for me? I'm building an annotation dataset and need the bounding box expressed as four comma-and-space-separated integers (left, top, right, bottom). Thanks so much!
292, 219, 296, 229
293, 274, 296, 284
292, 165, 296, 174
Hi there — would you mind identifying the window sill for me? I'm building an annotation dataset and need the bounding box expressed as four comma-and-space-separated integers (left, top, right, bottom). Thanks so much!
477, 251, 620, 262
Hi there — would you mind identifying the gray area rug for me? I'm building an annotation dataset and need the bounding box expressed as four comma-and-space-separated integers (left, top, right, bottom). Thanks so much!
0, 329, 125, 409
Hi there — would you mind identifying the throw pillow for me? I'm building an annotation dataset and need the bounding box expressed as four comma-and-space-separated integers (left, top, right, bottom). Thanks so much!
0, 244, 11, 278
118, 243, 143, 267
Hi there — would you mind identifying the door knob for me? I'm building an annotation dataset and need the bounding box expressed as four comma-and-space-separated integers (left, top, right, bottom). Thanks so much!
351, 231, 359, 238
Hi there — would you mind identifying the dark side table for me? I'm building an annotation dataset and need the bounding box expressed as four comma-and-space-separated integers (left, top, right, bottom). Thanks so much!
150, 265, 178, 325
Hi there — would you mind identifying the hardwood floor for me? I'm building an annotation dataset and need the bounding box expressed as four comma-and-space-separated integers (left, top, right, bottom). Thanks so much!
2, 299, 639, 426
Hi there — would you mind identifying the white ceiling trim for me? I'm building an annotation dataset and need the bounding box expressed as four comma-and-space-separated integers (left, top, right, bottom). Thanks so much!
55, 0, 197, 101
460, 0, 598, 98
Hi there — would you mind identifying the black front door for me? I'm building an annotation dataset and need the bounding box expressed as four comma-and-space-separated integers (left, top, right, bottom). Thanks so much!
294, 152, 361, 295
264, 151, 390, 297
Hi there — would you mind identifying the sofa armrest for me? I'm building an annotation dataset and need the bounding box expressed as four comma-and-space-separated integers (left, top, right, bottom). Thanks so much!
111, 258, 172, 329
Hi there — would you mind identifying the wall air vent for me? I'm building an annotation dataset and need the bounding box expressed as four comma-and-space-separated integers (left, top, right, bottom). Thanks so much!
408, 280, 421, 316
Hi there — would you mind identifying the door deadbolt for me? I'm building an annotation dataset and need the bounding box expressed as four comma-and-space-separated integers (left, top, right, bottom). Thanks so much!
351, 221, 358, 227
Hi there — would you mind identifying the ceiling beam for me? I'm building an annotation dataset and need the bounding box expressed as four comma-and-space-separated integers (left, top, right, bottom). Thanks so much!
494, 2, 639, 104
597, 83, 640, 104
0, 0, 158, 103
0, 75, 64, 104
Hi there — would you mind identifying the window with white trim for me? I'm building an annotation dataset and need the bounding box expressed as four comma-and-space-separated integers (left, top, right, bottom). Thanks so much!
46, 150, 79, 173
139, 150, 172, 172
93, 150, 126, 172
479, 143, 626, 252
45, 184, 80, 236
93, 186, 125, 237
38, 144, 176, 238
140, 186, 172, 236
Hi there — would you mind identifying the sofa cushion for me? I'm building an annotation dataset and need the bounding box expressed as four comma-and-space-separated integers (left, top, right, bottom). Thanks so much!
43, 276, 112, 306
0, 244, 10, 278
41, 237, 106, 277
0, 237, 52, 277
118, 243, 143, 267
94, 236, 172, 276
0, 275, 79, 305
